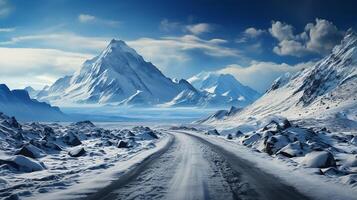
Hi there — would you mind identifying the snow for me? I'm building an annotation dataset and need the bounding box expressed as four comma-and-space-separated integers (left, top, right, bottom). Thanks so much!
35, 40, 260, 108
0, 113, 167, 200
184, 130, 357, 200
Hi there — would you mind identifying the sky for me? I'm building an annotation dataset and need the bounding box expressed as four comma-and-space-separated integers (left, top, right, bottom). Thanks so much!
0, 0, 357, 92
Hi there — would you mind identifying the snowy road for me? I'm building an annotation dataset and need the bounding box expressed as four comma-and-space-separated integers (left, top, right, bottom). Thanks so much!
86, 130, 311, 200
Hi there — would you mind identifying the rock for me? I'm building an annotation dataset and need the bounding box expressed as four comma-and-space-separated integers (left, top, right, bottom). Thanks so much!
277, 141, 304, 158
301, 151, 336, 168
242, 133, 261, 146
235, 130, 243, 137
137, 131, 159, 140
15, 144, 45, 158
73, 120, 95, 128
4, 194, 19, 200
263, 135, 289, 155
206, 129, 220, 135
351, 136, 357, 145
0, 155, 45, 172
43, 126, 55, 136
117, 140, 128, 148
344, 155, 357, 167
62, 132, 82, 146
8, 117, 21, 130
321, 167, 347, 176
68, 147, 86, 157
226, 134, 233, 140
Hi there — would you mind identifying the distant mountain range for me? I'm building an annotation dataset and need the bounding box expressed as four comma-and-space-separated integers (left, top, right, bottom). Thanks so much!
0, 84, 66, 121
201, 29, 357, 127
33, 39, 260, 108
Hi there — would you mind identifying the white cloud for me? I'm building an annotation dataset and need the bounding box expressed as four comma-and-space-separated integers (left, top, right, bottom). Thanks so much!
0, 47, 93, 89
244, 27, 265, 38
159, 19, 181, 32
305, 19, 343, 54
270, 19, 343, 57
128, 34, 240, 71
78, 13, 120, 27
269, 21, 295, 41
219, 61, 315, 92
186, 23, 213, 35
0, 33, 109, 53
0, 27, 15, 32
78, 14, 96, 23
0, 0, 11, 17
236, 27, 265, 43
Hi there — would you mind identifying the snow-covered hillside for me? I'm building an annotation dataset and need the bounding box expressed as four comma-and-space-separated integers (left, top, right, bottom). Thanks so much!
0, 84, 66, 121
206, 29, 357, 128
188, 72, 260, 107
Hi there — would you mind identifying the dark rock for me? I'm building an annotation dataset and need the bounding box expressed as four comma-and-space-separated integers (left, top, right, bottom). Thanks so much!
226, 134, 233, 140
235, 130, 243, 137
62, 132, 82, 146
68, 147, 86, 157
15, 144, 44, 158
206, 129, 220, 135
117, 140, 128, 148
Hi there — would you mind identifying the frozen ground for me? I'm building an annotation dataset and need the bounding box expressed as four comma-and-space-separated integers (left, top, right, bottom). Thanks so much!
0, 113, 167, 200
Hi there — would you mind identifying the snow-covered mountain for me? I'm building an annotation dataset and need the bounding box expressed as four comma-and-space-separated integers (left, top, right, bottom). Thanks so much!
188, 72, 260, 106
205, 29, 357, 127
0, 84, 66, 121
36, 40, 202, 106
36, 39, 259, 108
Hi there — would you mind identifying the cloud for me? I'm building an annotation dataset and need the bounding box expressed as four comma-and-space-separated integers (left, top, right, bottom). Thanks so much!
0, 27, 15, 32
0, 0, 11, 17
236, 27, 265, 43
269, 21, 295, 41
305, 19, 343, 54
219, 61, 315, 92
159, 19, 181, 32
78, 14, 96, 23
0, 47, 93, 89
244, 27, 265, 38
270, 19, 343, 57
186, 23, 213, 35
0, 33, 109, 53
128, 34, 239, 71
78, 14, 120, 27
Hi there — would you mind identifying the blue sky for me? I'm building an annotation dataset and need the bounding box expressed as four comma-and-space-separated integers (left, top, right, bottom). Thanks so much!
0, 0, 356, 92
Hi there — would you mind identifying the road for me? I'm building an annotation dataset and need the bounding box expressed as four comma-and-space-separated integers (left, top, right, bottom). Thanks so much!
86, 130, 311, 200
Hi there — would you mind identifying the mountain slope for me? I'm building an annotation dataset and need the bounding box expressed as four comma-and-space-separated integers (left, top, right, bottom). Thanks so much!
205, 29, 357, 127
188, 72, 260, 107
38, 39, 193, 106
0, 84, 66, 121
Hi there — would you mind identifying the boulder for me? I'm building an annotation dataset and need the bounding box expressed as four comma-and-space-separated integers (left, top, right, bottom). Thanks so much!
226, 134, 233, 140
62, 132, 82, 146
206, 129, 220, 135
15, 144, 45, 158
73, 120, 95, 128
242, 133, 261, 146
277, 141, 304, 158
301, 151, 336, 168
0, 155, 45, 172
137, 131, 159, 140
235, 130, 243, 137
117, 140, 128, 148
263, 135, 289, 155
68, 147, 86, 157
